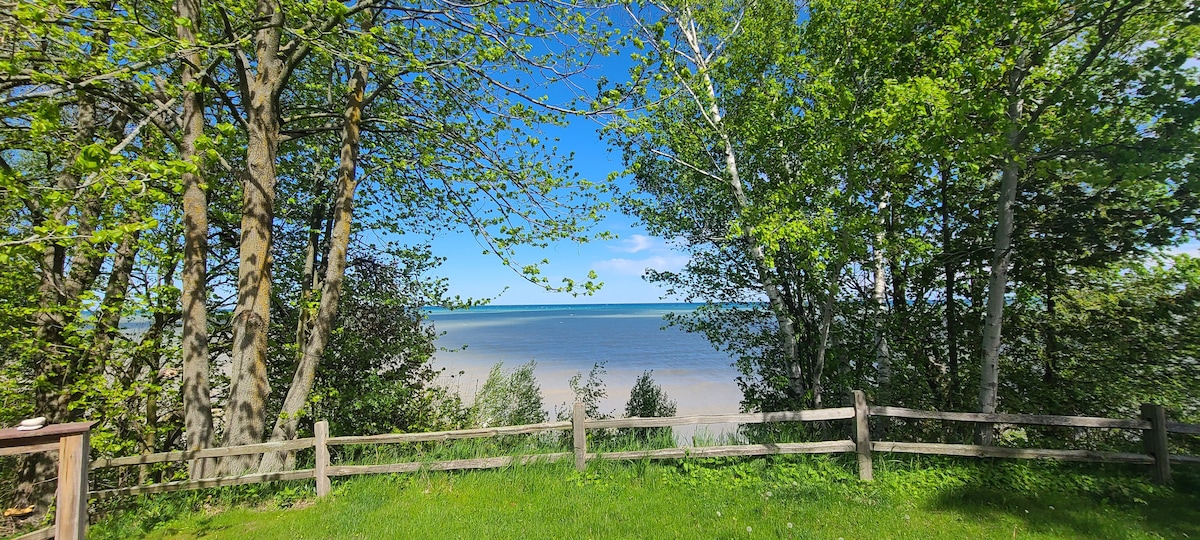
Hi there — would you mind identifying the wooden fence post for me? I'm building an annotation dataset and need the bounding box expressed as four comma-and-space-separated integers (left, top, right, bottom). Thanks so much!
56, 429, 90, 540
573, 401, 587, 471
315, 420, 331, 497
1140, 403, 1171, 485
852, 390, 873, 482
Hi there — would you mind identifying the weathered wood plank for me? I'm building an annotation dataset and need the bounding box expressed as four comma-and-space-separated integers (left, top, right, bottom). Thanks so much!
871, 441, 1154, 464
573, 401, 586, 471
0, 422, 94, 447
590, 441, 856, 461
314, 421, 331, 497
92, 438, 315, 469
585, 408, 855, 430
853, 390, 873, 481
328, 421, 572, 446
1166, 422, 1200, 435
869, 406, 1149, 430
57, 432, 89, 540
1170, 454, 1200, 465
11, 526, 53, 540
0, 441, 58, 458
89, 470, 314, 498
1142, 403, 1171, 484
327, 453, 573, 477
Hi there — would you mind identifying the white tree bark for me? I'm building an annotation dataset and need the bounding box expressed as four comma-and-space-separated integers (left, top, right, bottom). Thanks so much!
978, 48, 1028, 445
675, 9, 805, 400
873, 195, 891, 400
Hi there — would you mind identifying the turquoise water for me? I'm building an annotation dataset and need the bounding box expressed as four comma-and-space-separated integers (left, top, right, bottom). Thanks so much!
428, 303, 744, 419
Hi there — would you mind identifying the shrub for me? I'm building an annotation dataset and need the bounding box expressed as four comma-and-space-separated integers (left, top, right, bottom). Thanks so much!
568, 362, 611, 420
623, 370, 677, 443
625, 370, 677, 418
472, 361, 547, 427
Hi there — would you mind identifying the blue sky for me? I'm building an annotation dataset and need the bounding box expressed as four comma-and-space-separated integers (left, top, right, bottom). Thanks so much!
432, 119, 691, 306
422, 19, 696, 306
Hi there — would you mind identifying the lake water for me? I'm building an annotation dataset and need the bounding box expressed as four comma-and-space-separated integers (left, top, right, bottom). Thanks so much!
428, 303, 744, 424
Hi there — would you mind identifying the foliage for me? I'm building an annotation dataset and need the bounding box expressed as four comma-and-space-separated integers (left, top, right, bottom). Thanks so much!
623, 370, 677, 442
566, 362, 611, 421
299, 253, 469, 437
625, 370, 677, 419
601, 0, 1200, 437
471, 361, 547, 428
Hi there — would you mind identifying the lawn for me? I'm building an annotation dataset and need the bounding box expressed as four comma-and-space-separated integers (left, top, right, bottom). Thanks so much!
89, 456, 1200, 539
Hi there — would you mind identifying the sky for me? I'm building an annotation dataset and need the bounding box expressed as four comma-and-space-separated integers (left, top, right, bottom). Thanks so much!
430, 119, 692, 306
416, 19, 696, 306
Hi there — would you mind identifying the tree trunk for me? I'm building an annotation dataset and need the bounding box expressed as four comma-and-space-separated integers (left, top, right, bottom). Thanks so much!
260, 52, 369, 472
1043, 257, 1059, 386
812, 263, 840, 409
86, 230, 140, 372
294, 196, 325, 364
978, 49, 1027, 445
872, 195, 892, 402
130, 309, 170, 483
677, 10, 803, 402
939, 163, 959, 409
224, 0, 285, 474
17, 86, 106, 510
175, 0, 216, 479
140, 367, 161, 484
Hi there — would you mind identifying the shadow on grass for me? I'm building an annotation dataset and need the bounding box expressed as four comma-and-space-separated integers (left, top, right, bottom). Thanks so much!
151, 516, 234, 538
927, 468, 1200, 539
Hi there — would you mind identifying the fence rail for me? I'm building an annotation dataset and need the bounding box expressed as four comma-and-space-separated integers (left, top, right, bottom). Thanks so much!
327, 453, 574, 478
584, 408, 855, 429
870, 442, 1155, 464
327, 421, 572, 446
66, 392, 1198, 512
90, 469, 315, 499
1167, 422, 1200, 435
90, 438, 315, 469
867, 406, 1152, 430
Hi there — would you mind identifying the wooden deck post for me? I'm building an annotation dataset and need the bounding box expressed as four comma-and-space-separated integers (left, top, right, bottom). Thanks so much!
1140, 403, 1171, 484
315, 420, 331, 497
55, 429, 90, 540
572, 401, 587, 471
0, 422, 94, 540
852, 390, 873, 482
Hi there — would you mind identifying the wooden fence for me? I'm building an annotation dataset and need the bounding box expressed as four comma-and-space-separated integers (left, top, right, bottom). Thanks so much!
84, 391, 1198, 498
14, 391, 1199, 539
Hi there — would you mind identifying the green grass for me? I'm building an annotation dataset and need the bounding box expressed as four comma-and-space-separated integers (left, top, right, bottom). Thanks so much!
89, 456, 1200, 540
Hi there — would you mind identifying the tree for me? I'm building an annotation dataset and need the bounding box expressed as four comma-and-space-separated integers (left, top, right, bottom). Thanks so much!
624, 370, 676, 442
472, 361, 547, 427
1, 0, 617, 506
608, 0, 1200, 432
606, 0, 859, 411
174, 0, 216, 478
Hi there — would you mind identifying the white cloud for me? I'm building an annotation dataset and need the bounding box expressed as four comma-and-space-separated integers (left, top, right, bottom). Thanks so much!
594, 255, 690, 276
612, 234, 656, 254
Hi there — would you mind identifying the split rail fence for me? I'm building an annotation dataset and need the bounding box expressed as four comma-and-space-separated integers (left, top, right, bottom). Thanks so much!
9, 391, 1200, 540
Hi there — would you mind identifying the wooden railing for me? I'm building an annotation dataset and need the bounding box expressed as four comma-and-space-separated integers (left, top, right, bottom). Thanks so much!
76, 391, 1199, 506
1, 422, 93, 540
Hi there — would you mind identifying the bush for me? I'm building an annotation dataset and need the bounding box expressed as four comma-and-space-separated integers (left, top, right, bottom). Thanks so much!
625, 370, 677, 418
568, 362, 611, 420
623, 371, 676, 443
472, 361, 547, 427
